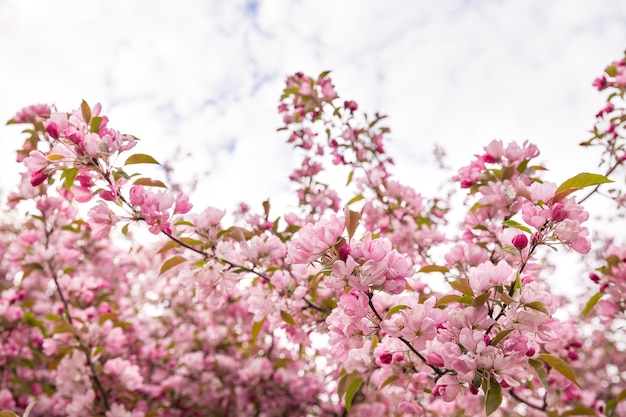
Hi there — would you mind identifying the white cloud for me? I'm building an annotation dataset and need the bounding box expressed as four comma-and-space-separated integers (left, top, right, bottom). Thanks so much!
1, 0, 625, 215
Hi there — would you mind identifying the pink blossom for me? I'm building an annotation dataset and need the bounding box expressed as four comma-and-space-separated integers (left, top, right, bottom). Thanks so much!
174, 193, 192, 214
468, 260, 515, 292
88, 201, 117, 239
104, 357, 143, 390
286, 215, 345, 264
432, 374, 461, 402
23, 150, 48, 173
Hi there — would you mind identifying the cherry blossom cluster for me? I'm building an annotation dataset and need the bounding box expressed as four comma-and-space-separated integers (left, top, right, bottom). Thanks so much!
1, 52, 625, 417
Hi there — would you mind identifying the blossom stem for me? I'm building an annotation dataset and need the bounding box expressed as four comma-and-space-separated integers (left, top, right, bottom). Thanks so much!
508, 388, 547, 411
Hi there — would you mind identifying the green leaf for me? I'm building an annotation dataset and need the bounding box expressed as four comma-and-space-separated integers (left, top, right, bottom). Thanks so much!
516, 159, 530, 173
90, 116, 103, 133
385, 304, 409, 317
251, 319, 264, 342
124, 153, 160, 165
606, 389, 626, 417
606, 65, 618, 77
47, 154, 64, 161
318, 70, 331, 79
472, 292, 490, 308
526, 301, 550, 315
559, 406, 597, 416
0, 411, 19, 417
346, 170, 354, 186
80, 100, 91, 123
379, 374, 399, 389
44, 314, 62, 322
435, 294, 461, 307
553, 187, 580, 203
133, 177, 167, 188
280, 310, 296, 326
449, 278, 474, 297
61, 167, 78, 190
345, 209, 361, 239
555, 173, 612, 193
502, 219, 532, 234
529, 358, 548, 387
347, 194, 364, 205
490, 329, 514, 346
98, 312, 119, 325
582, 292, 603, 318
337, 372, 350, 399
157, 240, 179, 254
51, 322, 76, 335
485, 378, 502, 416
159, 255, 187, 275
538, 353, 580, 387
418, 265, 450, 274
345, 376, 363, 412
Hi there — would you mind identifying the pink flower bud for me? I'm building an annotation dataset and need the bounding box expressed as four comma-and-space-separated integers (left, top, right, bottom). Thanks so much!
99, 189, 116, 201
44, 121, 60, 139
589, 272, 600, 283
379, 351, 393, 365
344, 100, 358, 112
30, 170, 48, 186
551, 202, 568, 222
425, 353, 444, 367
512, 234, 529, 250
129, 185, 146, 206
338, 243, 351, 261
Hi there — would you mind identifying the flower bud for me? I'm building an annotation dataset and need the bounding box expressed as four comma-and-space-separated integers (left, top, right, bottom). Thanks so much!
338, 242, 351, 261
551, 202, 568, 222
589, 272, 600, 283
30, 170, 48, 186
425, 353, 444, 367
379, 351, 393, 365
512, 234, 529, 250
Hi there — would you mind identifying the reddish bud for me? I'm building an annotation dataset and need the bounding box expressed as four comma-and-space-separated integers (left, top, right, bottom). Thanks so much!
338, 243, 351, 261
425, 353, 444, 367
343, 100, 358, 112
99, 189, 116, 201
567, 351, 579, 361
551, 202, 568, 222
512, 234, 529, 250
379, 351, 393, 365
589, 272, 600, 283
30, 170, 48, 186
44, 121, 60, 139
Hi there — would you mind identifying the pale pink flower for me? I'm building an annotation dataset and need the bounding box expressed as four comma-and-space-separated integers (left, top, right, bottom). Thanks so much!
88, 201, 117, 239
468, 260, 515, 292
286, 215, 345, 264
23, 150, 48, 173
106, 403, 145, 417
104, 357, 143, 390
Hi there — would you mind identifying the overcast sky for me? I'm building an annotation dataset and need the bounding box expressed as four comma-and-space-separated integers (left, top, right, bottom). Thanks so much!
2, 0, 626, 217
